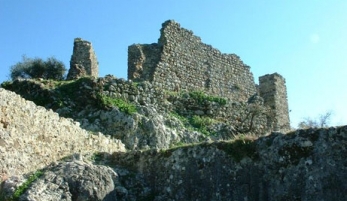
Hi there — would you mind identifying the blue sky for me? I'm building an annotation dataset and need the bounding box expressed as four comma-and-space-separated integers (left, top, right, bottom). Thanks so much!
1, 1, 346, 127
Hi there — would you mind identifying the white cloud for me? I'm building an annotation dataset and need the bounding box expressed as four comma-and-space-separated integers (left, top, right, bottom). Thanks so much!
310, 34, 320, 44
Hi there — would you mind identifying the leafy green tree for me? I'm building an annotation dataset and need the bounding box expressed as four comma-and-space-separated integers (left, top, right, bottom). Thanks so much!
10, 56, 66, 80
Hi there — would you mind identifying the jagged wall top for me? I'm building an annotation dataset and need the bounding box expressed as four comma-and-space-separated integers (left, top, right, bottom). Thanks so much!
67, 38, 98, 80
128, 20, 257, 102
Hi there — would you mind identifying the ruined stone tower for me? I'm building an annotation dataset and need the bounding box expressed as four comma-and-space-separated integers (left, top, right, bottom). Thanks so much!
259, 73, 290, 131
67, 38, 98, 80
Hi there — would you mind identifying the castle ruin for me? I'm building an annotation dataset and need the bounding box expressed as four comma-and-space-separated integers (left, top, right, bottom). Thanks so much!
128, 20, 256, 102
259, 73, 291, 131
67, 38, 98, 80
128, 20, 290, 131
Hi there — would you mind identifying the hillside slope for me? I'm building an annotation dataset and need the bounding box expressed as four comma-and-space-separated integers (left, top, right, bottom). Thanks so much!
1, 79, 347, 200
0, 88, 125, 189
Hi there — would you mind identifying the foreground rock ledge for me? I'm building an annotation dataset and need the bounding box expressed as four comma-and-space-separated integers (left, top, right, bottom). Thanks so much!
17, 126, 347, 201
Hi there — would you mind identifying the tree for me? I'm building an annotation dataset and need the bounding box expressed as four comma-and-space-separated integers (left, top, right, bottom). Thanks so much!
298, 111, 333, 129
10, 56, 66, 80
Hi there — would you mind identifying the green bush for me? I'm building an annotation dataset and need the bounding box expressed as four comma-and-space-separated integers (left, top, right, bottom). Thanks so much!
99, 94, 137, 115
188, 91, 227, 105
190, 115, 215, 135
10, 56, 66, 80
170, 113, 216, 136
190, 115, 214, 128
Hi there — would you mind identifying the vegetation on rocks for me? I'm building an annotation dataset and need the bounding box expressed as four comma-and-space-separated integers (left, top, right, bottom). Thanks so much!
1, 74, 347, 200
169, 112, 218, 136
98, 94, 137, 115
165, 90, 227, 106
187, 90, 227, 105
10, 170, 43, 201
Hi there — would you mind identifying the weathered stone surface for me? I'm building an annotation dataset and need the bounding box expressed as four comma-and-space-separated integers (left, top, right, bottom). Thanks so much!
259, 73, 290, 132
128, 20, 290, 132
2, 76, 274, 149
81, 104, 207, 150
19, 160, 123, 201
111, 126, 347, 201
67, 38, 98, 80
0, 88, 125, 183
128, 20, 257, 103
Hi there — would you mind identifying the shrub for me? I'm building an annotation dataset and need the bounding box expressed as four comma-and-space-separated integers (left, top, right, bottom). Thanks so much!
99, 94, 137, 115
188, 91, 227, 105
190, 115, 214, 128
10, 56, 66, 80
169, 113, 216, 136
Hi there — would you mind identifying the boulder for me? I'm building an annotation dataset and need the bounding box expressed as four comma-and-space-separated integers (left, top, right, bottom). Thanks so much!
20, 160, 126, 201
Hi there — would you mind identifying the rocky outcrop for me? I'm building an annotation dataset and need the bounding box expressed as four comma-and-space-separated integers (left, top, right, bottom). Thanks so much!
19, 160, 125, 201
11, 126, 347, 201
81, 105, 207, 150
1, 76, 274, 148
1, 80, 346, 200
0, 88, 125, 184
110, 126, 347, 201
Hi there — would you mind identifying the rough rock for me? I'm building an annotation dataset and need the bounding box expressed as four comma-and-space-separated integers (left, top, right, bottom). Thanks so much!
81, 105, 207, 150
20, 160, 125, 201
0, 88, 125, 182
110, 126, 347, 201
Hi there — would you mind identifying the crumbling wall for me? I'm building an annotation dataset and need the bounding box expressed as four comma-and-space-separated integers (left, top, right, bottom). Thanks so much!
0, 88, 125, 181
128, 20, 257, 102
128, 44, 161, 82
259, 73, 290, 131
67, 38, 98, 80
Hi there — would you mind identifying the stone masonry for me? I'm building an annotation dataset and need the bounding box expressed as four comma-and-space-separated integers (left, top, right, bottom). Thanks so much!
128, 20, 257, 102
67, 38, 98, 80
128, 20, 291, 130
259, 73, 290, 131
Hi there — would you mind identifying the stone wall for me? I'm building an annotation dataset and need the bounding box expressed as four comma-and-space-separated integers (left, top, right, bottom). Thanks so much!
100, 76, 272, 135
2, 77, 272, 146
0, 88, 125, 181
128, 44, 161, 82
128, 20, 257, 102
67, 38, 98, 80
128, 20, 290, 131
259, 73, 290, 131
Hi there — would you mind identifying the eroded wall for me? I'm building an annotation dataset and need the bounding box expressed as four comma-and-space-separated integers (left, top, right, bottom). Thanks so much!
67, 38, 99, 80
128, 20, 257, 102
259, 73, 290, 131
